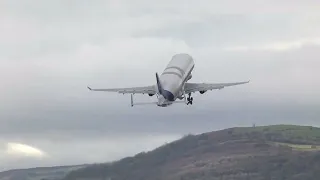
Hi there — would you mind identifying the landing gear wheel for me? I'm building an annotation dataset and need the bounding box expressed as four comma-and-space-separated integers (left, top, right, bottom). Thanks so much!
187, 93, 193, 105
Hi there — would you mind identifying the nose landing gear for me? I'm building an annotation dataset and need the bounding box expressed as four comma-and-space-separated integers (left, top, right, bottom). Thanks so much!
187, 93, 193, 105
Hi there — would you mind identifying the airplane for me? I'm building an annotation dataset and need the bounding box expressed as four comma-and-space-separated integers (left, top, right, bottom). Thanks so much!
87, 53, 249, 107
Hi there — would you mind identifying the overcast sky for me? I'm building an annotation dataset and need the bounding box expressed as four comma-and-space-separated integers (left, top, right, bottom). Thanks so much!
1, 0, 320, 172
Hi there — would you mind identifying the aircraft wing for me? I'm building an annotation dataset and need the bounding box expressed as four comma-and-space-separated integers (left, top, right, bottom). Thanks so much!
87, 85, 157, 94
184, 81, 249, 94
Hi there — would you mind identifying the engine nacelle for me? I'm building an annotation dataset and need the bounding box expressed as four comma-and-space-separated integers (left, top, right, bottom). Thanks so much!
200, 90, 207, 94
178, 96, 184, 100
148, 94, 154, 96
187, 74, 192, 81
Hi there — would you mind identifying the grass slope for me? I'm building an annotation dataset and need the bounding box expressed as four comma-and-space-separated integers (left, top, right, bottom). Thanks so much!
0, 165, 86, 180
63, 124, 320, 180
233, 124, 320, 145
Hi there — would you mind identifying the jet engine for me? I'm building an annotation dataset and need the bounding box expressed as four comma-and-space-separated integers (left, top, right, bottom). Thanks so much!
187, 74, 192, 81
199, 90, 207, 94
177, 96, 184, 100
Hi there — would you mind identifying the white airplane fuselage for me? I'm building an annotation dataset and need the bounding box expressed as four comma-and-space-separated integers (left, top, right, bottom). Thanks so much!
156, 53, 195, 107
87, 53, 249, 107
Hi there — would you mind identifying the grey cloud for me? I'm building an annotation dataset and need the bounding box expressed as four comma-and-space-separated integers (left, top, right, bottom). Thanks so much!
0, 133, 181, 171
1, 0, 320, 172
135, 14, 320, 48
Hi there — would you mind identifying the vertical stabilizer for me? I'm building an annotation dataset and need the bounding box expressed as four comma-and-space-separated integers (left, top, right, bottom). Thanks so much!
156, 73, 163, 94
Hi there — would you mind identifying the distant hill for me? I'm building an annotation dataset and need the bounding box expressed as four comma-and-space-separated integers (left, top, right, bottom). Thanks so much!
63, 124, 320, 180
0, 165, 86, 180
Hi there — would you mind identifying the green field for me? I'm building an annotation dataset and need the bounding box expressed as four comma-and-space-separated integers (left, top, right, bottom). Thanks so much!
232, 124, 320, 147
274, 142, 320, 151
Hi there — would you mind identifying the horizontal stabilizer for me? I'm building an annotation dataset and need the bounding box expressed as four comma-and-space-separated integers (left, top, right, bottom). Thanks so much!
87, 85, 156, 94
132, 102, 158, 106
131, 94, 157, 107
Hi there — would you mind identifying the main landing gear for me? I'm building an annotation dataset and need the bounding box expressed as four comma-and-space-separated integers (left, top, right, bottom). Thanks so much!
187, 93, 193, 105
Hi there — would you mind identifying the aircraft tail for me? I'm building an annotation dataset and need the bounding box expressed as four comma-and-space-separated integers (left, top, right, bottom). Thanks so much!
156, 73, 163, 94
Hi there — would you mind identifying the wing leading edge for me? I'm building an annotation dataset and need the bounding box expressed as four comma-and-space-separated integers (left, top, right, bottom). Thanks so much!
87, 85, 157, 94
184, 81, 250, 94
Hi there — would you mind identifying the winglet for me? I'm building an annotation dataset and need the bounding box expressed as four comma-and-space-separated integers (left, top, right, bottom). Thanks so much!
131, 94, 134, 107
87, 86, 92, 91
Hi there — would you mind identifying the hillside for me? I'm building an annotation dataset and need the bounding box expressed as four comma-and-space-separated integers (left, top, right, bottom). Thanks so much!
63, 125, 320, 180
0, 165, 85, 180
